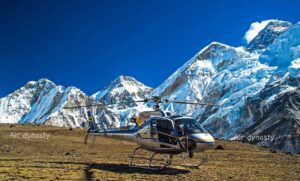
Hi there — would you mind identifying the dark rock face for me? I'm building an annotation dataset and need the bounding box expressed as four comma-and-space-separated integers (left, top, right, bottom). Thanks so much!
1, 20, 299, 154
197, 42, 240, 71
242, 76, 300, 153
247, 20, 292, 51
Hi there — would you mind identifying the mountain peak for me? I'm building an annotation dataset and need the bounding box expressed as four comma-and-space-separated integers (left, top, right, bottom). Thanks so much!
36, 78, 54, 83
26, 81, 36, 85
196, 41, 235, 60
200, 42, 230, 53
92, 75, 152, 108
208, 41, 228, 47
247, 20, 292, 51
259, 22, 300, 69
113, 75, 137, 84
23, 78, 55, 89
266, 20, 292, 30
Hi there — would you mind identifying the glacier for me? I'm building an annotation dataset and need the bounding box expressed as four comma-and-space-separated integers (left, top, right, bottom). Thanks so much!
0, 19, 299, 153
151, 20, 300, 153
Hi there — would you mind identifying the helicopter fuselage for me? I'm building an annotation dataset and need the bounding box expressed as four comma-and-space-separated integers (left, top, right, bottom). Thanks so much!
90, 116, 215, 155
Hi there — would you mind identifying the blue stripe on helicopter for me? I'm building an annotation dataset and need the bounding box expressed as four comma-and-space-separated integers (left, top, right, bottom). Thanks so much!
195, 141, 215, 144
94, 128, 138, 134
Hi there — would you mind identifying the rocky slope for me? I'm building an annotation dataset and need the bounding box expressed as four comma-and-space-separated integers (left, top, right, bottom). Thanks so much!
92, 75, 152, 109
0, 79, 91, 127
240, 22, 300, 153
242, 75, 300, 153
0, 76, 153, 129
151, 20, 300, 153
247, 20, 292, 51
0, 19, 299, 153
91, 75, 153, 129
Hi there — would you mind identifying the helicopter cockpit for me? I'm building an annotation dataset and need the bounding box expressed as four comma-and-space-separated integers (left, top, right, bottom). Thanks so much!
137, 116, 209, 145
65, 96, 217, 170
173, 118, 208, 136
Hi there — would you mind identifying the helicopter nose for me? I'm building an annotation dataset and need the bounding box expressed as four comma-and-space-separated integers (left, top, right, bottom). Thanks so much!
190, 133, 215, 152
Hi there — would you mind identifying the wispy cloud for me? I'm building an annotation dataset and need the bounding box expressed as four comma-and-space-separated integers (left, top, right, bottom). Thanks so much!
244, 20, 272, 44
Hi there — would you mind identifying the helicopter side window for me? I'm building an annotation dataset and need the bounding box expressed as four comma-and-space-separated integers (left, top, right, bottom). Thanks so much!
166, 112, 172, 116
174, 118, 206, 136
137, 120, 152, 139
151, 118, 174, 144
150, 119, 158, 139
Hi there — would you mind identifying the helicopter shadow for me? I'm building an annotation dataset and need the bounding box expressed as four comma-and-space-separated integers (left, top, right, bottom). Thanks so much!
84, 162, 190, 180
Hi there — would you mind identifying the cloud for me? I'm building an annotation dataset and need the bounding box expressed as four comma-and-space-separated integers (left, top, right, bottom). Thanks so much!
244, 20, 272, 44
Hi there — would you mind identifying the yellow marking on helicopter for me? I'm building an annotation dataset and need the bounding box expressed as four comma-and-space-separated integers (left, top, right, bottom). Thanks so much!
64, 96, 218, 170
136, 111, 162, 125
137, 116, 143, 125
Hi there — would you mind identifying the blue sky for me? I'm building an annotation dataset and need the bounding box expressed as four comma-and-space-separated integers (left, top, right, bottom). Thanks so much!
0, 0, 299, 97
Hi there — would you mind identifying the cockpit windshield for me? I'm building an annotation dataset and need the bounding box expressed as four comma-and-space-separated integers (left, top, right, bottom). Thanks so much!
174, 118, 207, 136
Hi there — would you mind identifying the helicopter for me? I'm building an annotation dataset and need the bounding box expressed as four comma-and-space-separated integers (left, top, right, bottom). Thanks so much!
64, 96, 217, 170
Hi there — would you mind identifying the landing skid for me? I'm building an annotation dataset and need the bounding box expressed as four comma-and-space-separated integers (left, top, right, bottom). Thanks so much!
181, 153, 208, 168
129, 147, 173, 170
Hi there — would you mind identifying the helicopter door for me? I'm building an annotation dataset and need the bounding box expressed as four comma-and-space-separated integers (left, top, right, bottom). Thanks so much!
151, 118, 176, 145
150, 119, 158, 140
139, 121, 151, 139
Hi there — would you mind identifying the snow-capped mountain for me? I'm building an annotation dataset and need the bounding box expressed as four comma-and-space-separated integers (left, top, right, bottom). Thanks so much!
151, 20, 300, 153
0, 19, 299, 153
260, 21, 300, 68
240, 22, 300, 153
0, 81, 36, 124
242, 75, 300, 153
92, 75, 153, 109
0, 76, 153, 129
91, 75, 153, 128
0, 78, 91, 127
247, 20, 292, 51
151, 42, 249, 116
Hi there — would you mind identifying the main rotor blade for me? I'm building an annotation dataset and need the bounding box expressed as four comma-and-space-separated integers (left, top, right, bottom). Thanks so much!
164, 100, 219, 106
63, 103, 106, 109
134, 99, 148, 103
64, 99, 148, 109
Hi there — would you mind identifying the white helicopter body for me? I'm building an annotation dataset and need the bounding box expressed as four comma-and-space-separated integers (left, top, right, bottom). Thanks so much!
66, 97, 217, 170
